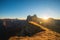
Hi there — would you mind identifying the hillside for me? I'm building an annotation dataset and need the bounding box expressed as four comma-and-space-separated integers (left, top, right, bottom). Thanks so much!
9, 21, 60, 40
9, 30, 60, 40
0, 20, 45, 40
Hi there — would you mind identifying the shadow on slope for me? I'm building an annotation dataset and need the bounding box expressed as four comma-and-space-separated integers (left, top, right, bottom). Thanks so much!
0, 20, 45, 40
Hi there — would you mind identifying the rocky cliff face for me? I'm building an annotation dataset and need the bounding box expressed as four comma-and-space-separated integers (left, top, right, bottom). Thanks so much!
9, 21, 60, 40
26, 15, 38, 22
0, 19, 45, 40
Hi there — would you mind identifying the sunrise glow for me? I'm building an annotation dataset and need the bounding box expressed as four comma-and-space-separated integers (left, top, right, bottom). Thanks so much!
42, 16, 49, 20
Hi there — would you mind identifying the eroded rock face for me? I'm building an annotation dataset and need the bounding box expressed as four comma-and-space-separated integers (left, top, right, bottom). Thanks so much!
0, 19, 45, 40
16, 22, 45, 37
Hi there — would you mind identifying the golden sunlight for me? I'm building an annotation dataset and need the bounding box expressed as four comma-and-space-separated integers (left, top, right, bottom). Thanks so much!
42, 16, 49, 20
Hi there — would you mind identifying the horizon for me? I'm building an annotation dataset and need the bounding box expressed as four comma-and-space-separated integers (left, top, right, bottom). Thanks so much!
0, 17, 60, 20
0, 0, 60, 19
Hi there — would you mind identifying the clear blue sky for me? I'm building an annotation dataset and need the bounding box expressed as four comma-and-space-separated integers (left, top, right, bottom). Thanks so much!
0, 0, 60, 19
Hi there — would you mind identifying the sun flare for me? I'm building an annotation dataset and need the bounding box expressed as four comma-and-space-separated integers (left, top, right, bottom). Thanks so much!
42, 16, 49, 20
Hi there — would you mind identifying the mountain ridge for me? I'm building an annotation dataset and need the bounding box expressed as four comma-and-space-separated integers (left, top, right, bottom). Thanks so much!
9, 21, 60, 40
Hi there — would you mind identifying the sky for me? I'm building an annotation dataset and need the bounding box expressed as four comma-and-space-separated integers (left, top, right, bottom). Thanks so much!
0, 0, 60, 19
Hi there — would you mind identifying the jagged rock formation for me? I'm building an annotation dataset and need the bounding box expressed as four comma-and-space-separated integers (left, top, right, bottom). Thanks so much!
0, 19, 45, 40
27, 14, 39, 22
9, 22, 60, 40
0, 15, 60, 40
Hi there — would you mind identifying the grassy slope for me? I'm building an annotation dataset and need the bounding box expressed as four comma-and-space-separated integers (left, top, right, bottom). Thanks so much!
9, 21, 60, 40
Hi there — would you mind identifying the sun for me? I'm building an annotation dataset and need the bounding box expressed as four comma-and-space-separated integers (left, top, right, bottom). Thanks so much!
42, 16, 49, 20
43, 17, 49, 20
